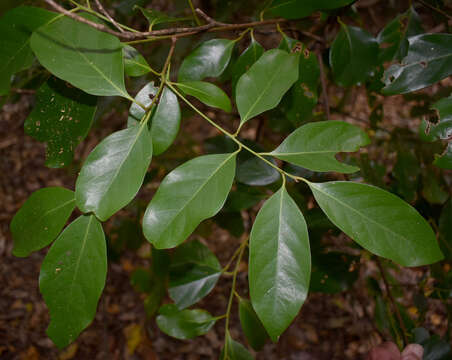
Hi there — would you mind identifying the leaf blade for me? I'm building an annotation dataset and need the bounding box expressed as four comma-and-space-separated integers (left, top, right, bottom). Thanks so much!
175, 81, 232, 112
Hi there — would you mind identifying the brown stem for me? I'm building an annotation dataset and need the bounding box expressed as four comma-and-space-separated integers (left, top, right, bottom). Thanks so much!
316, 50, 330, 120
93, 0, 124, 33
45, 0, 288, 40
375, 257, 409, 346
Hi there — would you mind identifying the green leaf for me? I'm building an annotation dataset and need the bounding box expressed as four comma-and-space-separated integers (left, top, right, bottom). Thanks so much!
143, 153, 237, 249
0, 6, 57, 95
269, 0, 355, 19
270, 121, 370, 173
330, 24, 379, 87
175, 81, 232, 112
169, 239, 221, 309
224, 185, 266, 212
239, 299, 269, 351
430, 96, 452, 140
308, 181, 444, 266
236, 49, 299, 125
214, 211, 245, 237
439, 200, 452, 260
231, 36, 264, 92
128, 82, 158, 126
382, 34, 452, 95
178, 39, 235, 82
156, 304, 216, 340
422, 175, 448, 205
393, 151, 420, 202
24, 77, 97, 168
249, 186, 311, 341
39, 215, 107, 348
220, 331, 254, 360
434, 143, 452, 170
11, 187, 75, 257
123, 45, 152, 77
31, 14, 130, 98
135, 5, 181, 28
76, 124, 153, 221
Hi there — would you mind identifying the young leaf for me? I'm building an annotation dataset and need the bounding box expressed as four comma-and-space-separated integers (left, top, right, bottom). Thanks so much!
169, 239, 221, 309
123, 45, 152, 77
0, 6, 57, 95
129, 83, 181, 154
143, 153, 237, 249
249, 186, 311, 341
236, 49, 299, 125
24, 77, 97, 168
175, 81, 232, 112
220, 331, 254, 360
39, 215, 107, 348
430, 96, 452, 140
76, 123, 153, 221
135, 5, 181, 28
308, 181, 444, 266
382, 34, 452, 95
239, 299, 269, 351
30, 14, 130, 98
330, 24, 379, 87
269, 0, 355, 19
231, 36, 264, 92
178, 39, 235, 82
11, 187, 75, 257
270, 121, 370, 173
156, 304, 216, 340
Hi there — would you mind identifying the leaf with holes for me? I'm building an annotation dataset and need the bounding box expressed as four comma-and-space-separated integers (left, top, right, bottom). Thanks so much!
143, 153, 237, 249
308, 181, 444, 266
11, 187, 75, 257
430, 96, 452, 140
39, 215, 106, 348
270, 121, 370, 173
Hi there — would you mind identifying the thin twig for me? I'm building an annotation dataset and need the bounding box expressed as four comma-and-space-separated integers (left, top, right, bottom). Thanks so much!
316, 50, 330, 120
195, 8, 227, 26
45, 0, 288, 40
93, 0, 124, 32
418, 0, 452, 20
188, 0, 201, 25
375, 257, 409, 346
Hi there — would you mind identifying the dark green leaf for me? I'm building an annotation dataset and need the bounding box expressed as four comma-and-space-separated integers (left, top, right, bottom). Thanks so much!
220, 331, 254, 360
128, 82, 158, 126
123, 45, 152, 77
24, 77, 97, 168
39, 215, 106, 348
231, 36, 264, 92
269, 0, 355, 19
422, 175, 448, 205
430, 95, 452, 140
434, 143, 452, 169
76, 123, 153, 221
156, 304, 216, 340
249, 186, 310, 341
130, 268, 153, 293
135, 5, 181, 28
0, 6, 57, 95
271, 121, 370, 173
308, 181, 444, 266
330, 24, 379, 87
178, 39, 235, 82
11, 187, 75, 257
236, 49, 299, 125
175, 81, 232, 112
382, 34, 452, 95
214, 211, 244, 237
169, 239, 221, 309
143, 153, 237, 249
392, 151, 420, 202
224, 185, 266, 212
414, 328, 452, 360
239, 299, 269, 351
439, 200, 452, 260
31, 14, 130, 98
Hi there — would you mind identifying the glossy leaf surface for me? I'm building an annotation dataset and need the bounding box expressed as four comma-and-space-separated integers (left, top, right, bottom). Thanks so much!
31, 14, 129, 97
24, 77, 97, 168
220, 332, 254, 360
239, 299, 269, 351
382, 34, 452, 95
169, 239, 221, 309
249, 186, 311, 341
236, 49, 299, 125
430, 96, 452, 140
76, 124, 153, 221
123, 45, 152, 77
176, 81, 232, 112
11, 187, 75, 257
0, 6, 56, 95
271, 121, 370, 173
309, 181, 444, 266
231, 36, 264, 91
143, 153, 237, 249
178, 39, 235, 82
269, 0, 355, 19
156, 304, 216, 340
39, 215, 106, 348
330, 24, 379, 87
127, 81, 158, 126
